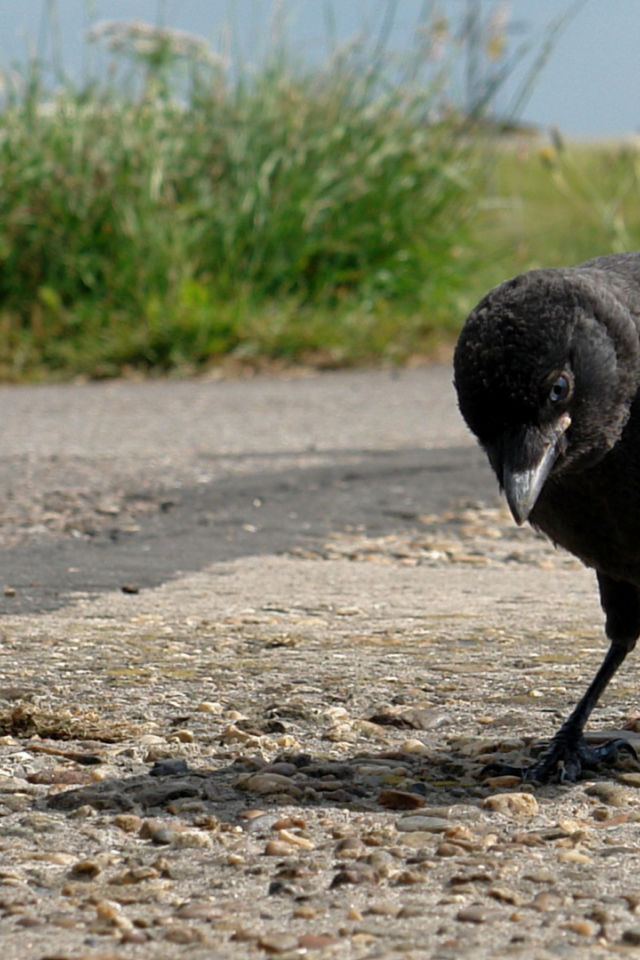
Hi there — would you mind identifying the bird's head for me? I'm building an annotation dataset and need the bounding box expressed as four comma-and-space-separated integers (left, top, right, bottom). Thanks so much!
454, 267, 640, 525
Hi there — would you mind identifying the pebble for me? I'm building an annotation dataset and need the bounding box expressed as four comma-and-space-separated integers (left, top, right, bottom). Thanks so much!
331, 864, 379, 887
396, 815, 451, 833
456, 904, 502, 923
483, 775, 521, 789
585, 782, 632, 807
298, 934, 340, 949
619, 772, 640, 788
258, 932, 300, 953
171, 829, 213, 849
292, 904, 317, 919
368, 901, 401, 917
166, 729, 195, 744
557, 849, 591, 864
278, 828, 315, 850
164, 925, 207, 944
482, 792, 539, 817
272, 816, 307, 830
530, 892, 562, 912
395, 868, 428, 885
70, 858, 102, 878
335, 836, 368, 859
622, 928, 640, 945
399, 738, 431, 756
264, 840, 293, 857
562, 919, 598, 936
242, 813, 282, 834
436, 842, 461, 857
378, 788, 425, 810
199, 700, 223, 714
113, 813, 143, 833
149, 758, 189, 777
139, 819, 179, 845
262, 762, 298, 777
239, 773, 301, 796
489, 886, 523, 906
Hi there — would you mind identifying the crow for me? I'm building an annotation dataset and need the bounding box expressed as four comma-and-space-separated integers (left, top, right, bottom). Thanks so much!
453, 252, 640, 783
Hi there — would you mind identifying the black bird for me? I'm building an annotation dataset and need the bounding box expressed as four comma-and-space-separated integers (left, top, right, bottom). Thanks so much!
453, 252, 640, 783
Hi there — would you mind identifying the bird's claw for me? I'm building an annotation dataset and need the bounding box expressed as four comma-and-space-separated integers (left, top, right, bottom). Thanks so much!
482, 736, 638, 785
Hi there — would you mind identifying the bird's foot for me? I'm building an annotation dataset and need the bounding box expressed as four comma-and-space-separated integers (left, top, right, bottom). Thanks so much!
482, 733, 637, 784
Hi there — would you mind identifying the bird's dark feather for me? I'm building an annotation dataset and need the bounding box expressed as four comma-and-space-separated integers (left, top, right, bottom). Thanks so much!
453, 252, 640, 782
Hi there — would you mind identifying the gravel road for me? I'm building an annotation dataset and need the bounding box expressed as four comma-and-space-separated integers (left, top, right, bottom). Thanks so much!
1, 367, 640, 960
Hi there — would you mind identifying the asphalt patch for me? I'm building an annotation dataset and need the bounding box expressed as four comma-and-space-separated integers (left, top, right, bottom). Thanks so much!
0, 445, 495, 614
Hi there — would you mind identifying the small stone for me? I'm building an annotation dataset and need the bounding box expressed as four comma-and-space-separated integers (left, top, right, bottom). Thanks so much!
292, 904, 317, 919
139, 819, 178, 845
585, 782, 632, 807
272, 816, 307, 830
240, 773, 300, 796
70, 858, 101, 878
298, 934, 341, 949
149, 758, 189, 777
394, 868, 427, 885
530, 891, 562, 912
164, 925, 207, 944
95, 899, 124, 924
399, 738, 431, 756
230, 925, 260, 942
278, 828, 314, 850
259, 932, 300, 953
276, 734, 300, 749
457, 904, 502, 923
396, 815, 450, 833
262, 762, 298, 777
557, 849, 591, 864
335, 836, 367, 859
562, 919, 598, 936
482, 792, 538, 817
622, 928, 640, 945
435, 842, 459, 857
167, 729, 195, 743
3, 587, 15, 597
115, 865, 159, 885
513, 831, 544, 846
199, 701, 224, 714
619, 772, 640, 788
378, 788, 425, 811
264, 840, 293, 857
176, 901, 225, 921
483, 775, 521, 789
489, 887, 523, 906
368, 901, 401, 917
331, 864, 379, 887
113, 813, 143, 834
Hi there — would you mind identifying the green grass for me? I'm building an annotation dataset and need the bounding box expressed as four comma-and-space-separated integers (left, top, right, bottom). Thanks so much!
470, 137, 640, 301
0, 12, 637, 380
0, 36, 481, 380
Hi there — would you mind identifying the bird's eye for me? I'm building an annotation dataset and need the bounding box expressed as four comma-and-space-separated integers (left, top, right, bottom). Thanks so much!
549, 374, 571, 404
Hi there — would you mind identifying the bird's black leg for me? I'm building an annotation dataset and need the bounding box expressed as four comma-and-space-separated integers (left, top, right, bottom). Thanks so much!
484, 640, 636, 784
484, 575, 640, 784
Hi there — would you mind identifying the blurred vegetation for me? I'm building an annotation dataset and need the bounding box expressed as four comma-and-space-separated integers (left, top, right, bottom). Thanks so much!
0, 2, 632, 380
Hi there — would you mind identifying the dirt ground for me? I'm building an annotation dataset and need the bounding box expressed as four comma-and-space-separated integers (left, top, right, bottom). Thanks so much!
1, 369, 640, 960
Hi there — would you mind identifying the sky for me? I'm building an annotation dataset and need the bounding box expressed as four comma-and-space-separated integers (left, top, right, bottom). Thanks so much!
0, 1, 638, 139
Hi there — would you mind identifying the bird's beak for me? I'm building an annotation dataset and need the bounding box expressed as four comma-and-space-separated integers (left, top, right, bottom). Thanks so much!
501, 414, 571, 526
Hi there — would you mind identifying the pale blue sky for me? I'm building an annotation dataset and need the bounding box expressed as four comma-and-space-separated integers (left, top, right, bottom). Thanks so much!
0, 1, 638, 138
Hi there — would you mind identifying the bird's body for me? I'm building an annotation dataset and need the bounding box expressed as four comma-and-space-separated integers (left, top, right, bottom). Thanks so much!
454, 252, 640, 782
532, 426, 640, 582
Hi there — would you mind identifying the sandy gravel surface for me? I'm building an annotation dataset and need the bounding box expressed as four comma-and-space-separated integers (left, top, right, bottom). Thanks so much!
0, 369, 639, 960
